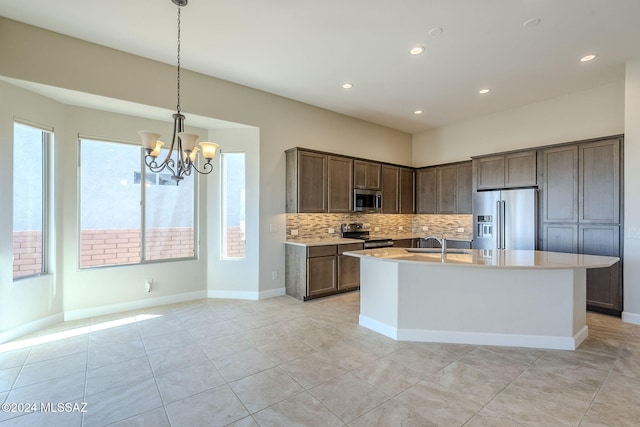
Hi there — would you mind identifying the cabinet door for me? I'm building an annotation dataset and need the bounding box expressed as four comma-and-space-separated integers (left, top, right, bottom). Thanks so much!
416, 167, 437, 214
381, 165, 399, 213
579, 139, 620, 224
307, 256, 337, 296
437, 165, 457, 214
297, 151, 327, 213
328, 156, 353, 213
399, 168, 415, 214
579, 225, 621, 311
456, 162, 472, 214
541, 223, 578, 253
393, 239, 413, 248
505, 151, 536, 187
337, 255, 360, 290
354, 160, 381, 190
539, 145, 578, 223
476, 156, 505, 190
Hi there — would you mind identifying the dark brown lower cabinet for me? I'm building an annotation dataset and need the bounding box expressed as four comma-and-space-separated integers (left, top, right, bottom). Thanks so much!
338, 243, 362, 290
308, 254, 337, 297
285, 242, 363, 301
541, 222, 622, 314
392, 238, 415, 248
580, 225, 622, 313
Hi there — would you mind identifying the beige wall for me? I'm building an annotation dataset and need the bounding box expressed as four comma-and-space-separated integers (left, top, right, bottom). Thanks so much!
0, 18, 412, 336
412, 81, 625, 166
412, 77, 640, 323
623, 60, 640, 323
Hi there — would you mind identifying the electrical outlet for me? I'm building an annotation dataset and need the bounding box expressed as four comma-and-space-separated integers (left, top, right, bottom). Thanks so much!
422, 226, 429, 231
290, 229, 299, 236
398, 226, 404, 231
269, 224, 278, 232
629, 227, 640, 239
457, 227, 465, 233
145, 278, 153, 293
374, 227, 380, 231
328, 228, 335, 234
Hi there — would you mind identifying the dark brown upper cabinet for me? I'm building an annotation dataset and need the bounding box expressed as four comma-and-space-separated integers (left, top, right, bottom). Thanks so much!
381, 165, 399, 214
286, 149, 328, 213
475, 150, 537, 190
327, 155, 353, 213
416, 167, 438, 214
354, 160, 381, 190
579, 138, 620, 224
399, 167, 415, 214
539, 144, 579, 223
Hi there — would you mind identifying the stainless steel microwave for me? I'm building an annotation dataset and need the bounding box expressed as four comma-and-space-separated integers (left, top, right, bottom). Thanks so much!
354, 189, 382, 213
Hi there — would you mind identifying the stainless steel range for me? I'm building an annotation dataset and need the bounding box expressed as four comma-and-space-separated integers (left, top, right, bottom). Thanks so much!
340, 223, 394, 249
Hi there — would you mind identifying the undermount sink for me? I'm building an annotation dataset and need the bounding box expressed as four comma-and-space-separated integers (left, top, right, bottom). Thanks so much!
405, 248, 473, 255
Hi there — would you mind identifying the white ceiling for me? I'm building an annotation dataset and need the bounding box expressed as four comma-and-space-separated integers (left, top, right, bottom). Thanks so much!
2, 0, 640, 134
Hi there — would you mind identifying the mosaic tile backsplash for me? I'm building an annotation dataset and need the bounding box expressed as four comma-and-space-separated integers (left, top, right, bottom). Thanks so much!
286, 213, 473, 240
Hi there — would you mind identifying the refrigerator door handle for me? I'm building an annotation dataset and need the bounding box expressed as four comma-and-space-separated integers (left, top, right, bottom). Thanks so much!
496, 200, 502, 249
500, 200, 506, 249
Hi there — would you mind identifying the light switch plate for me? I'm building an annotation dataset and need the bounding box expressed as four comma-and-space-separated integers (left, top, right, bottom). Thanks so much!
374, 227, 380, 231
457, 227, 465, 233
422, 226, 429, 231
328, 228, 335, 234
290, 229, 299, 236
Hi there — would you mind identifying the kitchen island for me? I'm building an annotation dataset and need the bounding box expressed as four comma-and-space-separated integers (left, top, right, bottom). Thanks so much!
344, 248, 619, 350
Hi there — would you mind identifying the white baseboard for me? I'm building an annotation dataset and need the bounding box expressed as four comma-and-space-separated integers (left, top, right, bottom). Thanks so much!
359, 315, 586, 350
64, 290, 207, 321
208, 287, 285, 300
0, 313, 64, 344
622, 311, 640, 325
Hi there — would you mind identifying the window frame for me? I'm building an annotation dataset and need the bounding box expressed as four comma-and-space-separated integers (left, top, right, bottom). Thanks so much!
78, 135, 198, 270
12, 119, 51, 281
220, 150, 246, 260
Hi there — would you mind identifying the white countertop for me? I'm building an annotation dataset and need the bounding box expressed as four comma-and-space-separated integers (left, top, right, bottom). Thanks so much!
344, 247, 619, 269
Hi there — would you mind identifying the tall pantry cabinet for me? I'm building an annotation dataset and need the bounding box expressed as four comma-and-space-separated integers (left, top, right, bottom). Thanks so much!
538, 137, 623, 314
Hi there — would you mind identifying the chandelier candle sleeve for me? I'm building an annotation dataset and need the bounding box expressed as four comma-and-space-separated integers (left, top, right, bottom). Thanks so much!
199, 142, 219, 159
139, 131, 161, 150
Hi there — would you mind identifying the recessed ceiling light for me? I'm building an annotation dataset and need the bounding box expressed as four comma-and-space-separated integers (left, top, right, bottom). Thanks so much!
409, 46, 425, 55
342, 83, 353, 89
478, 88, 491, 95
580, 54, 598, 62
523, 18, 541, 28
414, 110, 424, 115
428, 27, 443, 37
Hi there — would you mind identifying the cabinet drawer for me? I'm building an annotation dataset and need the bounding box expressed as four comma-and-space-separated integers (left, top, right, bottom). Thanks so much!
338, 243, 364, 254
307, 245, 337, 258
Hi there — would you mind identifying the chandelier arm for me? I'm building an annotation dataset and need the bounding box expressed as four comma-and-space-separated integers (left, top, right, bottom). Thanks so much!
190, 160, 215, 175
145, 156, 177, 177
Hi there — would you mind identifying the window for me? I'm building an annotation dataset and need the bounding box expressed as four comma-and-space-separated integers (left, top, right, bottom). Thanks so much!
79, 138, 195, 268
221, 152, 246, 259
13, 122, 50, 280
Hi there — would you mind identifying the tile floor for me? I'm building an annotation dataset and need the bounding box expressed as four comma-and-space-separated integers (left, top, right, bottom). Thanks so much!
1, 292, 640, 426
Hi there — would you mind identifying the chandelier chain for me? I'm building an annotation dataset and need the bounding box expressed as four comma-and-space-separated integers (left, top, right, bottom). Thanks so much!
176, 5, 182, 113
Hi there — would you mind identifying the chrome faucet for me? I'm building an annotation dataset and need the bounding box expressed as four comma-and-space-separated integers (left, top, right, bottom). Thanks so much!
423, 234, 447, 254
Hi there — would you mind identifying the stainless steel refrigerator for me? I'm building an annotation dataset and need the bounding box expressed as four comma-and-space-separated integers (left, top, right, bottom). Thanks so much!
472, 188, 537, 250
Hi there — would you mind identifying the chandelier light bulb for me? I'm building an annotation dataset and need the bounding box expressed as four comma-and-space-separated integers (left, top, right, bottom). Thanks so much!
150, 141, 165, 157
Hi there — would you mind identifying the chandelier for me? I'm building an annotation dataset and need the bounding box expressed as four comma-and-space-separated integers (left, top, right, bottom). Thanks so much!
138, 0, 218, 183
